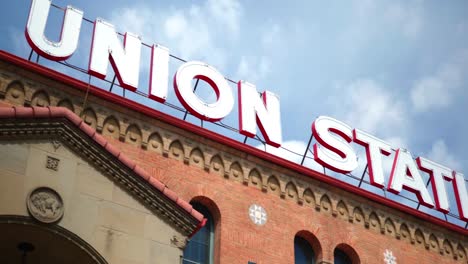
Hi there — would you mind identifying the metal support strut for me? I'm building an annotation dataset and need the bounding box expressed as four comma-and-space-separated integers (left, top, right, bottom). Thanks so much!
109, 75, 117, 92
358, 164, 368, 187
301, 134, 314, 165
183, 79, 200, 120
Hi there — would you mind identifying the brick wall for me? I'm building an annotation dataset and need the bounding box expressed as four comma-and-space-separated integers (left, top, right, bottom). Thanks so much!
113, 138, 463, 264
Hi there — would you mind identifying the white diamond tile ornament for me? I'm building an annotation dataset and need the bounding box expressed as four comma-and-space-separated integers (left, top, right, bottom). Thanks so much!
249, 204, 267, 226
383, 249, 397, 264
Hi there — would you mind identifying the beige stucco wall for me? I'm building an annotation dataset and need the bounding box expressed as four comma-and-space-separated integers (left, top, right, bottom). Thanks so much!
0, 141, 185, 264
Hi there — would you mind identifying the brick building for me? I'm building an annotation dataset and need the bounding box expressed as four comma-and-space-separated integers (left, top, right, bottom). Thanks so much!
0, 48, 467, 264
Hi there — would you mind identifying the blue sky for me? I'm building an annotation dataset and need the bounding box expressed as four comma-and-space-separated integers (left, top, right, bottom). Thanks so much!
2, 0, 468, 223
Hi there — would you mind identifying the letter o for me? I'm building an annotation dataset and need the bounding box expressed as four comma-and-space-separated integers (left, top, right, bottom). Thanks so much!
174, 61, 234, 122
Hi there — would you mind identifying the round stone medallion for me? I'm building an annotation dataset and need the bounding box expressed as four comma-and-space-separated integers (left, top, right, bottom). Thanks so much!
249, 204, 267, 226
27, 187, 64, 224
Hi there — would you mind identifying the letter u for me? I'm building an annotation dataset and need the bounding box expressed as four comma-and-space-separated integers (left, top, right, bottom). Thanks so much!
25, 0, 83, 61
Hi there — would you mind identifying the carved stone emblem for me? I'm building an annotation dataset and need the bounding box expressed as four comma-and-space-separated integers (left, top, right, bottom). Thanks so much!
384, 249, 397, 264
170, 235, 187, 249
27, 187, 64, 223
46, 156, 60, 171
249, 204, 267, 226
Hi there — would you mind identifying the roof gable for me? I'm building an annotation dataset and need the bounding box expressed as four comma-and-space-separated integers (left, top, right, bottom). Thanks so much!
0, 106, 205, 236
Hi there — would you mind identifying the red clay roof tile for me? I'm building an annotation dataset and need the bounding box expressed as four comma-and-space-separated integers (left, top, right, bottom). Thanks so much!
48, 107, 70, 118
104, 143, 121, 158
162, 188, 178, 202
32, 107, 50, 118
191, 210, 204, 222
92, 133, 107, 147
0, 107, 14, 118
14, 106, 33, 118
149, 176, 165, 192
79, 122, 96, 138
177, 199, 193, 214
64, 111, 83, 126
134, 166, 149, 180
118, 154, 136, 170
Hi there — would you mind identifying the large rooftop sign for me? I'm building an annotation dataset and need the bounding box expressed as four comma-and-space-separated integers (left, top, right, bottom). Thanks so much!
26, 0, 282, 147
24, 0, 467, 224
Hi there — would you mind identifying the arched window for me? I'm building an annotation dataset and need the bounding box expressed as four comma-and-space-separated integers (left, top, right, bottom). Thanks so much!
183, 203, 214, 264
334, 248, 352, 264
294, 235, 315, 264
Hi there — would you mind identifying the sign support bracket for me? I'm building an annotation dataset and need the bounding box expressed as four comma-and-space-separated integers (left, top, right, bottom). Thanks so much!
28, 49, 34, 61
300, 134, 314, 165
358, 164, 368, 187
183, 79, 200, 120
109, 75, 117, 92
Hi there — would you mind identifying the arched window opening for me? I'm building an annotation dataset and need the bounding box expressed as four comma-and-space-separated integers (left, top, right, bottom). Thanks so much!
183, 203, 214, 264
334, 248, 352, 264
294, 235, 315, 264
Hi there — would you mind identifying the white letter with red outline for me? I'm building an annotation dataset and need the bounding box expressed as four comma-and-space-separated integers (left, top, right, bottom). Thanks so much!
88, 19, 142, 91
453, 172, 468, 221
25, 0, 83, 61
312, 116, 358, 174
149, 44, 170, 103
416, 157, 453, 213
238, 81, 282, 147
353, 129, 392, 188
174, 61, 234, 122
388, 149, 434, 207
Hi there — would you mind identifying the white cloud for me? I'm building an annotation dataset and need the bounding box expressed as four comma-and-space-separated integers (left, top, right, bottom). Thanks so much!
161, 8, 215, 62
411, 50, 468, 112
236, 56, 271, 83
109, 8, 147, 36
332, 79, 407, 137
352, 0, 377, 19
426, 140, 461, 171
236, 57, 249, 78
383, 136, 407, 150
110, 0, 243, 69
235, 23, 282, 83
207, 0, 241, 36
164, 12, 188, 39
411, 77, 450, 111
384, 1, 424, 38
261, 24, 281, 48
350, 0, 424, 39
